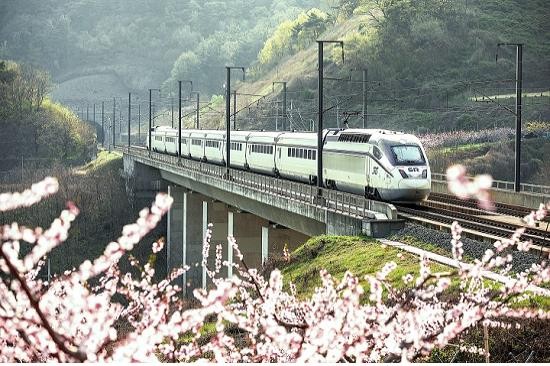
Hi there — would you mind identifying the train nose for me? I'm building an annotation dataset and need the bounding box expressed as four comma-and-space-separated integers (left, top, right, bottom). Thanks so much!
395, 178, 431, 201
398, 177, 431, 190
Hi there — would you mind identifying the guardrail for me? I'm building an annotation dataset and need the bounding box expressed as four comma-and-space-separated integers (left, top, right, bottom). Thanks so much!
431, 172, 550, 195
118, 146, 397, 220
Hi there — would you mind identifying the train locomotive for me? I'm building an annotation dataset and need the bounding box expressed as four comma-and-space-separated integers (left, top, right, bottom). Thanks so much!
148, 127, 431, 202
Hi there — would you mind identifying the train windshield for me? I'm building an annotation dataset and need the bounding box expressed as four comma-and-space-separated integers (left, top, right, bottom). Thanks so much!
390, 145, 425, 165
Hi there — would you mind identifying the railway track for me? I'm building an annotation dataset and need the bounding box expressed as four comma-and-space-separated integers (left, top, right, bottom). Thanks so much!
428, 192, 549, 222
396, 197, 550, 252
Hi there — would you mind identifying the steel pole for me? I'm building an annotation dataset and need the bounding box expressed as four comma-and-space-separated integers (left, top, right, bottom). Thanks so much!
138, 103, 141, 145
112, 98, 116, 148
178, 81, 182, 158
196, 92, 200, 129
226, 67, 231, 173
93, 103, 96, 124
283, 82, 287, 131
515, 44, 523, 192
101, 102, 104, 147
233, 90, 237, 130
149, 89, 152, 153
101, 101, 104, 148
128, 92, 131, 148
317, 41, 324, 189
362, 68, 367, 128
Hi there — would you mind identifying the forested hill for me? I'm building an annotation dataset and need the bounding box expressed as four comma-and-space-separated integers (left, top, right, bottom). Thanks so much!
231, 0, 550, 132
0, 60, 96, 168
0, 0, 322, 98
1, 0, 548, 133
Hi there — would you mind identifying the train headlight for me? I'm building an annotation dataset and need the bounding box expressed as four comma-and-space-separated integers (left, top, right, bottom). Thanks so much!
422, 169, 428, 179
399, 169, 408, 178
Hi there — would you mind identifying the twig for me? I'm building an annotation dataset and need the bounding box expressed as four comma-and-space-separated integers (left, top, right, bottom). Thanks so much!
0, 247, 87, 362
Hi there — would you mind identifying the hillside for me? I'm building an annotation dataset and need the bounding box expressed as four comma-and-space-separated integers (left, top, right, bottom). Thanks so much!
204, 0, 550, 134
0, 60, 96, 170
0, 150, 167, 278
276, 235, 550, 362
0, 0, 323, 101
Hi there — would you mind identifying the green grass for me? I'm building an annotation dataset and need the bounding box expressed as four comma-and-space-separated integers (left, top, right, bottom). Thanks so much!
280, 235, 550, 310
432, 142, 493, 156
281, 235, 450, 298
79, 150, 122, 173
177, 322, 217, 344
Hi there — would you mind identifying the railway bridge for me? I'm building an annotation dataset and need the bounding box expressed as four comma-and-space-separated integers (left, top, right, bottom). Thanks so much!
118, 146, 403, 293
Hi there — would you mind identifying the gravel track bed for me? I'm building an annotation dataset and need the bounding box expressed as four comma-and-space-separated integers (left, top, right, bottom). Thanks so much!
391, 223, 545, 273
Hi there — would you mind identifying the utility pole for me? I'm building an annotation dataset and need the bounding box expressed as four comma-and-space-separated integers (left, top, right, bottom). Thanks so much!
93, 103, 96, 125
86, 104, 89, 121
138, 103, 141, 145
273, 81, 287, 130
171, 95, 174, 128
362, 68, 368, 128
148, 90, 153, 154
178, 80, 182, 158
275, 100, 279, 131
148, 88, 160, 154
128, 92, 131, 149
497, 43, 523, 192
317, 40, 344, 191
225, 67, 245, 174
101, 101, 104, 148
119, 108, 122, 138
233, 90, 237, 129
191, 91, 200, 129
112, 98, 116, 148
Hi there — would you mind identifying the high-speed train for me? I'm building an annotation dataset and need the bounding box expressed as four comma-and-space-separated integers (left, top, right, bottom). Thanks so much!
148, 127, 431, 202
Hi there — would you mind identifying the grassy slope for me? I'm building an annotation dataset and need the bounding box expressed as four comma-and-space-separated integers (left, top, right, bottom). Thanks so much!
229, 0, 549, 134
280, 235, 449, 297
427, 138, 550, 184
0, 150, 167, 277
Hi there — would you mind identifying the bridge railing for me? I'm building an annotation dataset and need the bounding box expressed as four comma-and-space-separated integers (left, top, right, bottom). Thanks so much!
120, 147, 397, 220
432, 172, 550, 195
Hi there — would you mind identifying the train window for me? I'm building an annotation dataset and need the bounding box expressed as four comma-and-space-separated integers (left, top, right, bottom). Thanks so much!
307, 150, 312, 159
312, 151, 316, 160
390, 145, 425, 165
373, 146, 382, 160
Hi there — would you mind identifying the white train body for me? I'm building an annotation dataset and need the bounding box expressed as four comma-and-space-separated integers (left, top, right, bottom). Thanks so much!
149, 127, 431, 202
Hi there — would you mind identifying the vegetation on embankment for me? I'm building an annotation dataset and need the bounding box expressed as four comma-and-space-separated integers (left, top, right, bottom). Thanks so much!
231, 0, 550, 133
0, 150, 167, 278
0, 60, 96, 169
270, 234, 550, 362
427, 137, 550, 184
273, 235, 448, 297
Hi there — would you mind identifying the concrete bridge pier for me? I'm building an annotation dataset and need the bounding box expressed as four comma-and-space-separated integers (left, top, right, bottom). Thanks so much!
167, 188, 313, 296
166, 185, 204, 296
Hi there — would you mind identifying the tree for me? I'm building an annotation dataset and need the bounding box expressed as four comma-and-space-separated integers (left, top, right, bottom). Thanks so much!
0, 172, 549, 362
